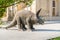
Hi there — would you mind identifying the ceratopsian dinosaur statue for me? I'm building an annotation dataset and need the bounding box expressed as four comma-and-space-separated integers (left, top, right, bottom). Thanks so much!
0, 8, 44, 31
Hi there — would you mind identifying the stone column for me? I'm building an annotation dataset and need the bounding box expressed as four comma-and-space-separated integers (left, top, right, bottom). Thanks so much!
30, 0, 36, 14
7, 6, 15, 21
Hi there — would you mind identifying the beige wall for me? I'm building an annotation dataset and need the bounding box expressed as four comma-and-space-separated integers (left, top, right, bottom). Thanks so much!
36, 0, 48, 10
36, 0, 49, 16
36, 0, 60, 20
58, 0, 60, 16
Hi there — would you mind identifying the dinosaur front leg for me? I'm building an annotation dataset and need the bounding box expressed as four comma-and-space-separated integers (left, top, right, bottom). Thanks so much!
20, 18, 27, 31
26, 17, 35, 31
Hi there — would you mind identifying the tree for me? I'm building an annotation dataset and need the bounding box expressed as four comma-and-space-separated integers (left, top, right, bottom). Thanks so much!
0, 0, 33, 18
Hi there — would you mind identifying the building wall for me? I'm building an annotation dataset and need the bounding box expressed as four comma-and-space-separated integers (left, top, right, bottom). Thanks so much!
58, 0, 60, 16
36, 0, 60, 21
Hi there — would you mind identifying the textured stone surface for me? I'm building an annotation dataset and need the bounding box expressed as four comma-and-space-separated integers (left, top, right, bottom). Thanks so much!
0, 21, 60, 40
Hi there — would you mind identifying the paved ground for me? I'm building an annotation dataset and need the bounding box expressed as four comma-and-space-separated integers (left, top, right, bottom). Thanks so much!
0, 21, 60, 40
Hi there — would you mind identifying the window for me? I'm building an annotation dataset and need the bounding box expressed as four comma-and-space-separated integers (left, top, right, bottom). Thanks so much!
52, 1, 55, 7
52, 0, 56, 16
52, 8, 55, 16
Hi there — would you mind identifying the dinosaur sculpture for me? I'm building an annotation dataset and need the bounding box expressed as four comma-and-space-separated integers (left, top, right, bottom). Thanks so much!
0, 8, 44, 31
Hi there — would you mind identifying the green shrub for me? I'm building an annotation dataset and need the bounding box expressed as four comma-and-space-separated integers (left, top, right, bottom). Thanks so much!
48, 37, 60, 40
0, 0, 33, 18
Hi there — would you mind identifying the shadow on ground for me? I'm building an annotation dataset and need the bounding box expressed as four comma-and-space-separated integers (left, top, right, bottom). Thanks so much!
45, 21, 60, 24
6, 29, 60, 32
34, 29, 60, 32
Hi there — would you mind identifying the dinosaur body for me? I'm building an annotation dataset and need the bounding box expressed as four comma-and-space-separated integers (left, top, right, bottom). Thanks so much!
0, 9, 44, 31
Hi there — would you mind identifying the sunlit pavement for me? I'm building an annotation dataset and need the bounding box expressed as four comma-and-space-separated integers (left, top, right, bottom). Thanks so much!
0, 21, 60, 40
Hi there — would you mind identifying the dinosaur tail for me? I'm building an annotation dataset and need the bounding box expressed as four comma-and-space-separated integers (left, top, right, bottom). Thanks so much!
0, 17, 17, 29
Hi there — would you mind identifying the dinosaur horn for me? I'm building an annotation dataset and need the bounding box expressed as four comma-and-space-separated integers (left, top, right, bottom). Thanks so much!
36, 8, 42, 18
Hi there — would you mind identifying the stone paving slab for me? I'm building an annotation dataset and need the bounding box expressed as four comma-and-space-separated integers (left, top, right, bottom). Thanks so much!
0, 29, 60, 40
0, 21, 60, 40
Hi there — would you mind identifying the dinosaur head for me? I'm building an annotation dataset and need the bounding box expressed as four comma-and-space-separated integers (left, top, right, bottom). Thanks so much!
36, 8, 44, 24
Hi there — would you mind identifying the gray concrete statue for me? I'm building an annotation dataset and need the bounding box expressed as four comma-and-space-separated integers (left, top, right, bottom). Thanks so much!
0, 8, 44, 31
